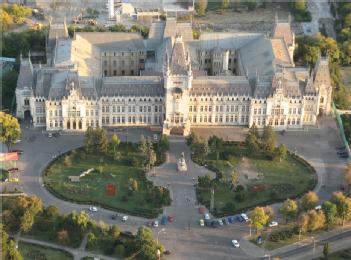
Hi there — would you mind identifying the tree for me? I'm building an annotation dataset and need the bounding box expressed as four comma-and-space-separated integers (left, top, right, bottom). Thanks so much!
330, 192, 351, 222
208, 135, 223, 160
276, 144, 288, 162
98, 128, 108, 154
0, 9, 13, 31
345, 13, 351, 28
44, 205, 60, 219
198, 174, 212, 188
114, 244, 125, 256
298, 213, 309, 233
0, 112, 21, 152
230, 170, 239, 188
221, 0, 230, 9
111, 133, 120, 158
129, 178, 138, 192
322, 201, 337, 228
246, 124, 260, 153
4, 4, 32, 23
262, 125, 275, 152
67, 211, 90, 231
301, 191, 319, 211
192, 137, 209, 162
16, 195, 44, 216
85, 127, 94, 153
306, 209, 326, 231
195, 0, 207, 16
109, 225, 120, 238
323, 242, 330, 258
294, 0, 307, 12
139, 135, 148, 154
1, 225, 22, 260
264, 206, 274, 221
250, 207, 270, 233
63, 155, 72, 167
57, 229, 70, 245
159, 134, 169, 151
135, 226, 165, 260
20, 210, 34, 233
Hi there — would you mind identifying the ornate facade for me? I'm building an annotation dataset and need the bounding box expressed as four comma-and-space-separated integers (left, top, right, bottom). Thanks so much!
16, 18, 332, 136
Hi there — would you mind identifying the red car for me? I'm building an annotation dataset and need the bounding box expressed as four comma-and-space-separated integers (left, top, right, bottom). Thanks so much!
168, 216, 174, 222
198, 207, 205, 214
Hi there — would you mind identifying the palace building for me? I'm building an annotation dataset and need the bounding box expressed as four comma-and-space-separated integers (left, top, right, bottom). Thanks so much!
16, 17, 332, 136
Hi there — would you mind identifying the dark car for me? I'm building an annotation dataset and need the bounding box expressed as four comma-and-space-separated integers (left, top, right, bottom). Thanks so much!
211, 220, 219, 228
164, 250, 171, 255
236, 215, 244, 222
337, 150, 347, 155
205, 219, 212, 227
340, 154, 349, 158
161, 216, 168, 225
111, 214, 118, 220
222, 218, 228, 225
228, 216, 235, 223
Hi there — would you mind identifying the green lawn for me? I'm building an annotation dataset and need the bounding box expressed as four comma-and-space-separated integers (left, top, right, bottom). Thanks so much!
196, 142, 316, 216
0, 169, 9, 182
340, 67, 351, 90
18, 241, 73, 260
341, 114, 351, 145
44, 144, 170, 218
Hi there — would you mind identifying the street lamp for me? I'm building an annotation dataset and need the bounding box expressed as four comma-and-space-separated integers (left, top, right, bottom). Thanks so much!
264, 254, 271, 260
311, 236, 317, 256
157, 228, 166, 245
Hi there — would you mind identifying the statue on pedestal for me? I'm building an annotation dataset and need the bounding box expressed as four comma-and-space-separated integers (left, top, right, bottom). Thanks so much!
177, 152, 187, 172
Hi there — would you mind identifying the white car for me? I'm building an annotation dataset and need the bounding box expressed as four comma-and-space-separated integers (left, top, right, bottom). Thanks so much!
231, 240, 240, 248
241, 213, 249, 222
199, 219, 205, 226
48, 133, 53, 138
122, 215, 128, 222
315, 205, 322, 210
152, 220, 159, 227
268, 221, 278, 227
218, 219, 223, 226
204, 213, 210, 220
89, 206, 98, 212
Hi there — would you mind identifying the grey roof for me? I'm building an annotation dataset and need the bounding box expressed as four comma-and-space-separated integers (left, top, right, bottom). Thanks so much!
170, 38, 188, 75
17, 58, 33, 89
190, 76, 252, 96
75, 32, 145, 51
54, 39, 73, 67
238, 35, 275, 80
164, 18, 193, 42
100, 76, 164, 96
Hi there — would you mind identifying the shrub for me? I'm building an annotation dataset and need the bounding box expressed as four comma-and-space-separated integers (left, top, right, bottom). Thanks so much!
114, 244, 125, 256
63, 155, 72, 167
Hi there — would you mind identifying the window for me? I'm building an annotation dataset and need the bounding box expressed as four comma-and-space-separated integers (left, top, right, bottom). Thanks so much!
104, 70, 107, 76
131, 70, 134, 75
122, 70, 125, 76
24, 99, 30, 106
189, 106, 192, 112
113, 60, 116, 66
113, 70, 117, 76
104, 60, 108, 66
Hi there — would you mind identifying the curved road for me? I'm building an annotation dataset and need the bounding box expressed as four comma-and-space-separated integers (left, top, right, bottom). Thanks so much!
13, 117, 349, 259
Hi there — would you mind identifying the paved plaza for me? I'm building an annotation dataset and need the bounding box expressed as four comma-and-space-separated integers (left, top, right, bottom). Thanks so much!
5, 116, 349, 259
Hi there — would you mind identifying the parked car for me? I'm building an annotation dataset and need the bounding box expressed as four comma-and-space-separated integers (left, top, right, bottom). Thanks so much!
337, 150, 347, 155
231, 240, 240, 248
89, 206, 98, 212
204, 219, 211, 227
211, 220, 219, 228
340, 154, 349, 158
152, 220, 159, 227
199, 219, 205, 227
146, 221, 153, 227
48, 133, 53, 138
268, 221, 278, 227
111, 214, 118, 220
11, 149, 23, 154
167, 216, 174, 223
204, 213, 210, 220
315, 205, 322, 211
161, 216, 168, 225
217, 219, 224, 226
164, 250, 171, 255
222, 218, 228, 225
228, 216, 236, 223
122, 215, 128, 222
240, 213, 249, 222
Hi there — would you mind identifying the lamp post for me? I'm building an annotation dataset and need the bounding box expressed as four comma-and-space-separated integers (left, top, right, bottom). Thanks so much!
311, 236, 317, 256
264, 254, 271, 260
157, 228, 166, 245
